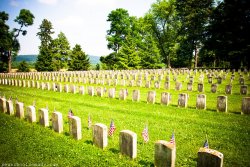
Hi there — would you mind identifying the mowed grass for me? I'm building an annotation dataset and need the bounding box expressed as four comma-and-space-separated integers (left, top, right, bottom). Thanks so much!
0, 81, 250, 166
0, 76, 250, 167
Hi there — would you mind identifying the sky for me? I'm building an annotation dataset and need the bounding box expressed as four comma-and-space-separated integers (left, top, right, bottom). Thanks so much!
0, 0, 156, 56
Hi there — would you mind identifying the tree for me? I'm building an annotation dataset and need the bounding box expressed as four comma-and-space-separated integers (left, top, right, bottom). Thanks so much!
0, 9, 34, 72
68, 44, 90, 71
175, 0, 214, 68
106, 8, 131, 53
51, 32, 71, 70
201, 0, 250, 68
146, 0, 180, 67
35, 19, 54, 71
18, 61, 29, 72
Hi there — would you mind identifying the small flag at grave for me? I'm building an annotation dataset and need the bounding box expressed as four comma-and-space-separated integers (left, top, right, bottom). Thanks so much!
203, 139, 209, 149
88, 114, 92, 129
141, 124, 149, 143
169, 131, 175, 145
109, 119, 116, 136
68, 109, 74, 118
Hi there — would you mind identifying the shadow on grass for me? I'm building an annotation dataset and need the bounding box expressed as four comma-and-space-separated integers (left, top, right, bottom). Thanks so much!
109, 148, 119, 154
84, 140, 93, 145
138, 160, 154, 167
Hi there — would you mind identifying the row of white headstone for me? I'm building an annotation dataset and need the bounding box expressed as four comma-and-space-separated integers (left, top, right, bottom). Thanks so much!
0, 97, 224, 167
0, 79, 249, 114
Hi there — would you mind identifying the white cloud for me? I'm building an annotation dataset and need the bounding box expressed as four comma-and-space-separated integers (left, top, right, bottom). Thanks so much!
10, 0, 19, 7
38, 0, 58, 5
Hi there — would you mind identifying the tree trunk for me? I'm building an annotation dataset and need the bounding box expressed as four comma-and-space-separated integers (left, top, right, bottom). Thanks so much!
167, 55, 171, 68
8, 50, 12, 73
194, 45, 198, 68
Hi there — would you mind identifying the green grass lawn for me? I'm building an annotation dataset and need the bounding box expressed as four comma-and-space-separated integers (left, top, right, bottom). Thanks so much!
0, 82, 250, 166
0, 76, 250, 167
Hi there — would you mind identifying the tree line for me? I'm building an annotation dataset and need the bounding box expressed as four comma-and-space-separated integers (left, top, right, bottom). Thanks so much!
101, 0, 250, 69
1, 0, 249, 72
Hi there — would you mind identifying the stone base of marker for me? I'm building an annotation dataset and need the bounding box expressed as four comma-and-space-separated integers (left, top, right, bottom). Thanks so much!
197, 147, 223, 167
241, 97, 250, 114
27, 106, 36, 123
178, 93, 188, 108
39, 108, 49, 127
6, 100, 14, 115
0, 98, 7, 113
69, 116, 82, 140
93, 123, 107, 149
217, 96, 227, 112
132, 90, 140, 102
119, 130, 137, 159
161, 92, 171, 106
155, 140, 176, 167
16, 102, 24, 119
52, 111, 63, 133
196, 94, 206, 110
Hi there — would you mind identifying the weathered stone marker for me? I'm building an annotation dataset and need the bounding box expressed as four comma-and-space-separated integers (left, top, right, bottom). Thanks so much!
165, 82, 170, 90
211, 84, 217, 93
88, 86, 95, 96
197, 147, 224, 167
155, 140, 176, 167
132, 90, 140, 102
39, 108, 49, 127
64, 84, 69, 93
93, 123, 108, 149
119, 89, 128, 100
52, 111, 63, 133
0, 97, 7, 113
69, 116, 82, 140
96, 87, 104, 97
147, 91, 156, 104
187, 82, 193, 91
240, 85, 248, 95
119, 130, 137, 159
196, 94, 206, 110
161, 92, 171, 106
225, 85, 232, 94
241, 97, 250, 114
16, 102, 24, 119
27, 106, 36, 123
108, 88, 116, 98
175, 82, 182, 91
198, 83, 204, 92
217, 96, 227, 112
79, 86, 85, 95
6, 100, 14, 115
178, 93, 188, 108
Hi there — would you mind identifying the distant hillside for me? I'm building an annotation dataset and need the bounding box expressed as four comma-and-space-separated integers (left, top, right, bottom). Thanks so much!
16, 55, 100, 65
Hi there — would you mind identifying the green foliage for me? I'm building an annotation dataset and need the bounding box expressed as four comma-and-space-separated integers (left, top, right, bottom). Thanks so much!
51, 32, 71, 70
146, 0, 180, 67
106, 8, 131, 52
175, 0, 214, 68
68, 44, 90, 71
201, 0, 250, 69
17, 61, 29, 72
35, 19, 54, 71
0, 9, 34, 72
95, 63, 100, 70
